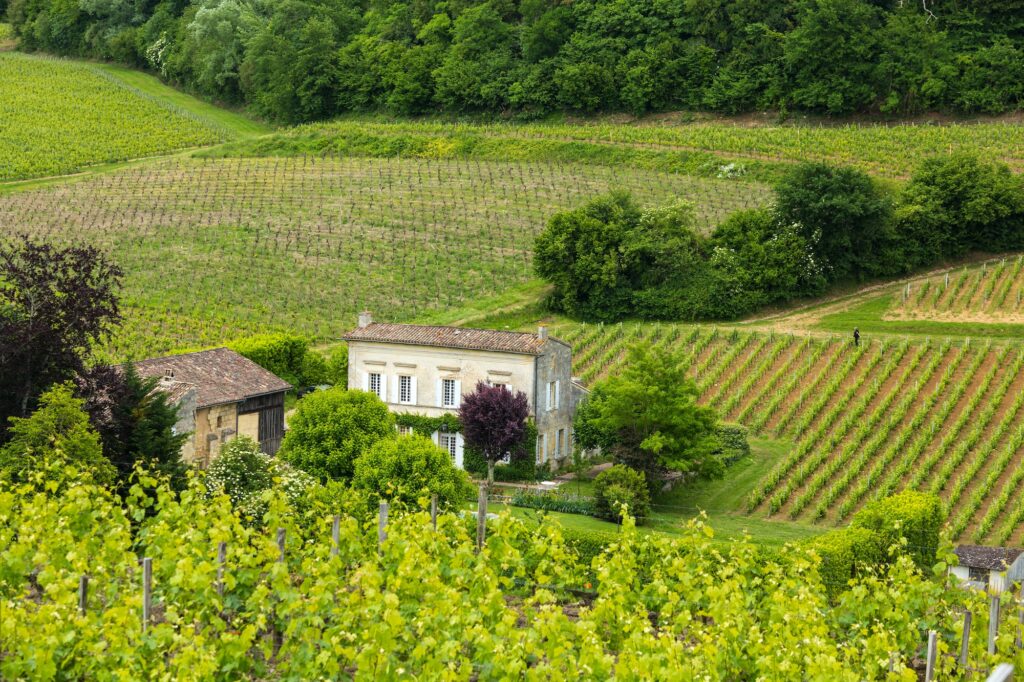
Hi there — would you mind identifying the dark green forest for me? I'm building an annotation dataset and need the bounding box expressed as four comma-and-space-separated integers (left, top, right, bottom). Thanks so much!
6, 0, 1024, 123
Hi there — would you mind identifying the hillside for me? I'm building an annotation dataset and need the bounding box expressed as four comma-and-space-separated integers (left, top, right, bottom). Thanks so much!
548, 317, 1024, 543
0, 52, 263, 182
2, 154, 767, 359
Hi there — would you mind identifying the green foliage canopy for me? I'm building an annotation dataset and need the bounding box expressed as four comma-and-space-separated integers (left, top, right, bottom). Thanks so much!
279, 387, 395, 481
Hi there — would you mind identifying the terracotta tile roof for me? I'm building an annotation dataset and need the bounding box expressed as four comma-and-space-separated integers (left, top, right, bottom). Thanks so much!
135, 348, 291, 408
343, 323, 557, 355
954, 545, 1024, 571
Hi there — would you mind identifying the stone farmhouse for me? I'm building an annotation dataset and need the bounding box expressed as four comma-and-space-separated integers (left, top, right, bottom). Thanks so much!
951, 545, 1024, 592
135, 348, 291, 465
343, 313, 585, 469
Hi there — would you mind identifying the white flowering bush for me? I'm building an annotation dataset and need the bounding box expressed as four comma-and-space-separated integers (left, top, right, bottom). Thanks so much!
205, 436, 314, 522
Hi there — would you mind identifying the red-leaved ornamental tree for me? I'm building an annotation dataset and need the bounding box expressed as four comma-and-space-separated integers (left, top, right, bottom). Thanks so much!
458, 381, 530, 487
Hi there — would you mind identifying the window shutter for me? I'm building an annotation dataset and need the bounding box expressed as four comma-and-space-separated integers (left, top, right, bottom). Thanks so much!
436, 379, 443, 407
454, 380, 462, 407
546, 383, 551, 411
379, 375, 387, 402
410, 377, 418, 404
455, 433, 464, 469
555, 381, 560, 410
391, 376, 398, 403
362, 372, 369, 392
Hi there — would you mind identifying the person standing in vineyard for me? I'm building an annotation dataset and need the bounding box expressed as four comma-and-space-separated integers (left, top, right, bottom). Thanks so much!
853, 328, 861, 347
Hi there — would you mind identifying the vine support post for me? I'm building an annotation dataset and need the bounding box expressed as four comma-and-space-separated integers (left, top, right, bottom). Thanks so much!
986, 664, 1014, 681
431, 495, 438, 531
925, 630, 937, 682
1016, 585, 1023, 649
142, 557, 152, 633
476, 484, 487, 554
78, 575, 88, 616
990, 593, 1001, 655
378, 502, 389, 553
331, 515, 340, 557
961, 609, 972, 668
216, 542, 227, 599
276, 528, 286, 563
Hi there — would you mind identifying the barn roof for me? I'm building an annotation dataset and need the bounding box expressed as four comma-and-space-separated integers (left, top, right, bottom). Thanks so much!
135, 348, 291, 408
954, 545, 1024, 571
343, 322, 563, 355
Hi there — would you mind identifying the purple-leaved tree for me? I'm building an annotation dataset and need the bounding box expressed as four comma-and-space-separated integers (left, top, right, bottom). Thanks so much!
458, 381, 530, 487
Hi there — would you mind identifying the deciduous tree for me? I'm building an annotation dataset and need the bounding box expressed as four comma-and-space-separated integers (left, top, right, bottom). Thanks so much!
0, 238, 122, 437
459, 381, 529, 487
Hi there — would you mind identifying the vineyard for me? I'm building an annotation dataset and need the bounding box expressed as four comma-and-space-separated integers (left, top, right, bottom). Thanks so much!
558, 321, 1024, 543
1, 155, 768, 360
0, 53, 229, 181
3, 473, 1022, 679
889, 257, 1024, 323
220, 117, 1024, 179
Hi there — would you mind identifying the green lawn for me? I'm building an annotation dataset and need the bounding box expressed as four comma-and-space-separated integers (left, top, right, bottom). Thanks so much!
486, 438, 823, 549
816, 295, 1024, 339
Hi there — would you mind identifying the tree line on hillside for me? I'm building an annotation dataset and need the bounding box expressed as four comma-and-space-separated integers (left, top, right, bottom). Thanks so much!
536, 154, 1024, 321
5, 0, 1024, 122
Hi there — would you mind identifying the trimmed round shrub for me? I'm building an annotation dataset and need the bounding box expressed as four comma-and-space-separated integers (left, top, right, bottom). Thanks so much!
352, 433, 472, 514
280, 387, 395, 481
593, 464, 651, 524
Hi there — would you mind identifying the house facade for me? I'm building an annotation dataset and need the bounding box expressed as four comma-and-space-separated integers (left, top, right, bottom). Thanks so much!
135, 348, 292, 466
950, 545, 1024, 592
343, 313, 584, 469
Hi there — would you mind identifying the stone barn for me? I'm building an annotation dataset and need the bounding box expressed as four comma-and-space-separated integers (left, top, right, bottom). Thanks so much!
135, 348, 291, 466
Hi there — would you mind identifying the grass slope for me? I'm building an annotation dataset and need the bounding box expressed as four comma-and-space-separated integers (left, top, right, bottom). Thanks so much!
94, 64, 270, 139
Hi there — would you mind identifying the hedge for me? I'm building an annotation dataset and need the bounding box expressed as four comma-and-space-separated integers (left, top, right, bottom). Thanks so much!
716, 422, 750, 463
228, 333, 329, 389
510, 490, 596, 516
851, 490, 944, 571
803, 527, 885, 600
560, 526, 619, 570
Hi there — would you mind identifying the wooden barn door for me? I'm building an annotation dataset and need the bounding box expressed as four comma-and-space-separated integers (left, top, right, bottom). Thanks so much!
258, 405, 284, 455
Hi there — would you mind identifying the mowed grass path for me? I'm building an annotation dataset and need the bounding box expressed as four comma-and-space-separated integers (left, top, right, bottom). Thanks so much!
0, 53, 253, 181
2, 155, 769, 359
551, 320, 1024, 543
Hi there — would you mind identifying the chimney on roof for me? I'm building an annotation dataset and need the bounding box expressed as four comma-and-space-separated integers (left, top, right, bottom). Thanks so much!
538, 325, 548, 340
358, 311, 373, 328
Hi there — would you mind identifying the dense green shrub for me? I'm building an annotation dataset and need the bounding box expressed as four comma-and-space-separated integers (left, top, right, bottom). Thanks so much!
279, 388, 395, 481
560, 526, 619, 569
229, 333, 329, 389
593, 465, 650, 523
0, 383, 116, 488
352, 434, 472, 515
851, 490, 944, 570
510, 490, 596, 516
206, 436, 314, 521
803, 526, 884, 600
775, 162, 895, 282
715, 423, 750, 463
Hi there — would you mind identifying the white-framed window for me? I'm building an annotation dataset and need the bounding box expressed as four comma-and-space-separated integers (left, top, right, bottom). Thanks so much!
546, 380, 560, 411
557, 429, 565, 457
397, 424, 414, 436
398, 375, 414, 404
442, 379, 457, 408
368, 372, 383, 400
439, 432, 458, 463
488, 379, 509, 391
